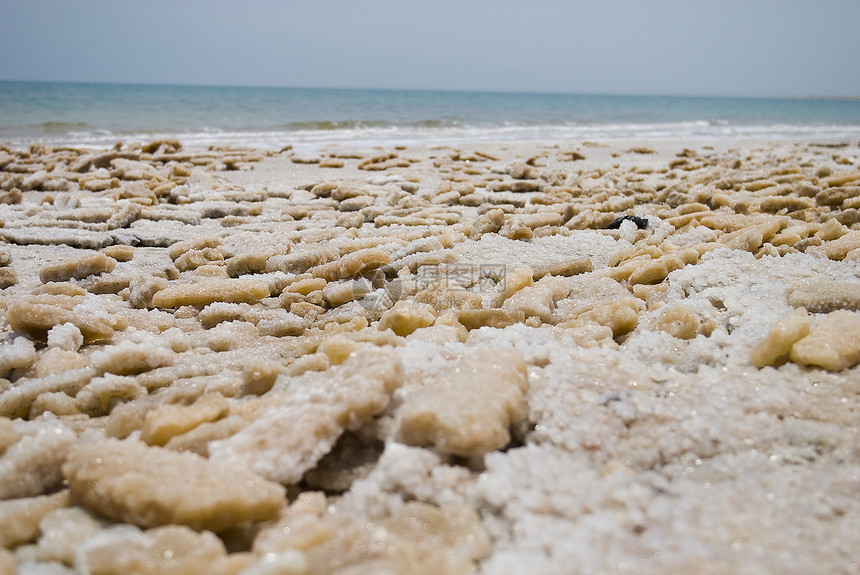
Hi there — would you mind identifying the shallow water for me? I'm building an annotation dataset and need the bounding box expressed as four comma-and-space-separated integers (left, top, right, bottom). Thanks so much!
2, 81, 860, 149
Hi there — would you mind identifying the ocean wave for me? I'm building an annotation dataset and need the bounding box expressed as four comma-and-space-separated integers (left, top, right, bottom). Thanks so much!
28, 121, 91, 133
17, 120, 91, 134
281, 119, 452, 131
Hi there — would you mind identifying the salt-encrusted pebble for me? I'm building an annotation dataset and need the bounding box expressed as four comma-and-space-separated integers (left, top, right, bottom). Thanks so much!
496, 264, 534, 302
34, 505, 105, 565
532, 257, 593, 279
323, 278, 372, 307
75, 524, 227, 575
790, 310, 860, 370
174, 247, 224, 271
140, 394, 229, 446
750, 307, 811, 367
627, 254, 685, 285
0, 367, 95, 419
308, 248, 391, 282
379, 300, 436, 336
809, 230, 860, 261
0, 188, 23, 204
0, 420, 77, 499
251, 492, 488, 574
503, 276, 570, 322
128, 274, 168, 309
75, 375, 143, 416
209, 348, 403, 484
788, 280, 860, 313
0, 266, 16, 289
6, 294, 126, 343
198, 302, 251, 328
167, 235, 222, 261
39, 252, 116, 283
287, 276, 327, 295
265, 246, 341, 274
255, 309, 309, 336
458, 308, 525, 330
0, 336, 38, 375
0, 227, 114, 249
151, 278, 270, 308
653, 303, 702, 340
63, 437, 286, 531
31, 347, 89, 379
225, 251, 272, 277
91, 341, 174, 376
0, 490, 69, 548
46, 323, 84, 352
398, 347, 529, 457
239, 358, 283, 396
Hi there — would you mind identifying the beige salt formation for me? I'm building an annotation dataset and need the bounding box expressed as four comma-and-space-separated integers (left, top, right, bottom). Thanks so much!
1, 138, 859, 574
397, 347, 529, 457
63, 437, 285, 532
208, 348, 403, 485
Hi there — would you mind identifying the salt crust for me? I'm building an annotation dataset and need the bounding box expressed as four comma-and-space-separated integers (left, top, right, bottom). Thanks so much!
45, 323, 83, 352
0, 419, 76, 499
750, 307, 810, 367
788, 278, 860, 312
397, 347, 529, 457
39, 252, 116, 284
454, 231, 620, 270
0, 490, 68, 548
34, 505, 104, 566
0, 335, 36, 374
75, 524, 227, 575
209, 347, 403, 484
790, 310, 860, 370
249, 490, 489, 575
2, 140, 860, 572
151, 277, 270, 308
63, 436, 286, 532
6, 293, 126, 343
140, 393, 229, 446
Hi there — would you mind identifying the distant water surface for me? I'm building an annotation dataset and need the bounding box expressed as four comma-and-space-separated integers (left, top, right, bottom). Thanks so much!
2, 81, 859, 150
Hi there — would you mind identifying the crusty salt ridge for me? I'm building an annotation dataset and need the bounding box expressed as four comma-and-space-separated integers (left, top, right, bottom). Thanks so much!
0, 138, 859, 573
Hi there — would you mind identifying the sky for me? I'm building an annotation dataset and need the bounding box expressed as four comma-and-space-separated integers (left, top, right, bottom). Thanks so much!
0, 0, 858, 98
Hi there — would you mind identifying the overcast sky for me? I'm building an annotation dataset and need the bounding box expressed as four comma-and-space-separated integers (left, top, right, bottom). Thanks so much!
1, 0, 858, 98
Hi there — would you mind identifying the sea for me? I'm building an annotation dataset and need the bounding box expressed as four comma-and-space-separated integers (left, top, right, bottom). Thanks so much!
2, 81, 860, 151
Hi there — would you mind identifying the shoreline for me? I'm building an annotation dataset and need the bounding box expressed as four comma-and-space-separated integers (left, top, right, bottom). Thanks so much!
1, 137, 859, 573
3, 125, 860, 154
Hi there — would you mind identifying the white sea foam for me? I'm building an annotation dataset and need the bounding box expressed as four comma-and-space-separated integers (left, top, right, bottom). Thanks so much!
9, 122, 860, 152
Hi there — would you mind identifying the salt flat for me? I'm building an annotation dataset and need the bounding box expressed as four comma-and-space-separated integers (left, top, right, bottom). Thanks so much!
1, 137, 859, 574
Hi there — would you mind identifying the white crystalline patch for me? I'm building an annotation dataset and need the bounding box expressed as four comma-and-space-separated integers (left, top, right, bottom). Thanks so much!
618, 219, 639, 244
0, 336, 38, 373
0, 420, 77, 499
90, 340, 174, 376
453, 232, 620, 270
368, 174, 404, 185
72, 294, 115, 323
624, 248, 860, 369
46, 323, 84, 352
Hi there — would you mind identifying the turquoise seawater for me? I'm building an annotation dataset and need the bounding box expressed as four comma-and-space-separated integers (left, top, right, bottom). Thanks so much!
2, 81, 860, 149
